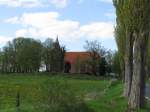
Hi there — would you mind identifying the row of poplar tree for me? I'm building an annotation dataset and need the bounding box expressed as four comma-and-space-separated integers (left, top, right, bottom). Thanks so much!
113, 0, 150, 109
0, 37, 65, 73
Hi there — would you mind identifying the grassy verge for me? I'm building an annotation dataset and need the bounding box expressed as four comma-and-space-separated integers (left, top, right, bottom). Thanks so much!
0, 73, 149, 112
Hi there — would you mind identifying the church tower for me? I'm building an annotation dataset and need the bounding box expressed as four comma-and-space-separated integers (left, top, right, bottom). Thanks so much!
53, 35, 60, 49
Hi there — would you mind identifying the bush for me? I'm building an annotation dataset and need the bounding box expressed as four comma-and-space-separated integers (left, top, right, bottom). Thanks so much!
99, 57, 107, 76
46, 80, 94, 112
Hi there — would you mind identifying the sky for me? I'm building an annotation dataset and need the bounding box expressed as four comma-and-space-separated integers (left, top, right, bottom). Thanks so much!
0, 0, 116, 51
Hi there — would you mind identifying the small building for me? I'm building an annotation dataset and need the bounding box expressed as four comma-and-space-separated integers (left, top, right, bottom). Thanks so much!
64, 52, 92, 73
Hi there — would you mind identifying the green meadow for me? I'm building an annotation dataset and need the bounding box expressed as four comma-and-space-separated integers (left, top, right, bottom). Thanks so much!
0, 73, 149, 112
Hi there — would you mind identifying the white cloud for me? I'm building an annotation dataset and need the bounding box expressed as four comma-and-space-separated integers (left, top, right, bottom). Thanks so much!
80, 22, 114, 39
98, 0, 112, 3
4, 16, 19, 24
0, 0, 42, 8
50, 0, 68, 8
5, 12, 114, 42
0, 36, 13, 46
77, 0, 112, 4
0, 0, 69, 8
15, 29, 28, 37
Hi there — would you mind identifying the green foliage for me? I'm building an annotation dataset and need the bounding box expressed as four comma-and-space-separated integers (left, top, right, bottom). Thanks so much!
0, 37, 42, 73
46, 80, 93, 112
113, 0, 127, 79
0, 37, 65, 73
112, 52, 121, 77
42, 38, 54, 72
99, 57, 107, 76
84, 40, 106, 75
84, 40, 106, 57
0, 73, 149, 112
105, 50, 113, 74
43, 38, 65, 72
114, 0, 150, 108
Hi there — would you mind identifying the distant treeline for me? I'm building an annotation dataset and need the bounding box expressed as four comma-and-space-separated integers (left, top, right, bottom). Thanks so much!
0, 37, 65, 73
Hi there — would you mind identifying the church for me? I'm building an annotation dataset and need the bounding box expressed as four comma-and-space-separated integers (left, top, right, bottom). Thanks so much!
64, 52, 92, 74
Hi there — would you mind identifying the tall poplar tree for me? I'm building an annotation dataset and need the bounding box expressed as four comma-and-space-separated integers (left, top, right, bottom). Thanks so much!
128, 0, 150, 108
114, 0, 150, 109
113, 0, 134, 97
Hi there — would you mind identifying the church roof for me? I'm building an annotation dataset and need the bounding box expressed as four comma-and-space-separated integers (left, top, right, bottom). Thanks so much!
64, 52, 91, 64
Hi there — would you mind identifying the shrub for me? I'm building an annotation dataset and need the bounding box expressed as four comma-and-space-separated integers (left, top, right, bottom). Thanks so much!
46, 80, 94, 112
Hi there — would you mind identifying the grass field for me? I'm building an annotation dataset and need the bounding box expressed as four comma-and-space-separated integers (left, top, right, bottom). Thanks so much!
0, 73, 149, 112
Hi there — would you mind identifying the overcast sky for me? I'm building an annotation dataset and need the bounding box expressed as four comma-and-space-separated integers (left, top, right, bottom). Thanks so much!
0, 0, 116, 51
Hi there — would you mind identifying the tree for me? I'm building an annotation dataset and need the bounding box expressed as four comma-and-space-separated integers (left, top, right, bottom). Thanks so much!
84, 40, 106, 75
114, 0, 150, 109
43, 38, 54, 72
128, 0, 150, 108
0, 37, 42, 73
105, 50, 113, 74
99, 57, 107, 76
113, 0, 134, 97
0, 50, 3, 72
114, 23, 125, 82
112, 52, 121, 77
0, 37, 65, 73
1, 41, 16, 73
50, 38, 65, 72
14, 38, 42, 72
43, 37, 65, 73
52, 37, 66, 72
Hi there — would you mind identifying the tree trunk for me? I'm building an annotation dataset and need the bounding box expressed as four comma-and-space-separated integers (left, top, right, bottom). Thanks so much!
128, 32, 148, 109
124, 32, 133, 97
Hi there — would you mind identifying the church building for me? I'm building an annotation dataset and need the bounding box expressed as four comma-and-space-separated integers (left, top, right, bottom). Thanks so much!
64, 52, 92, 74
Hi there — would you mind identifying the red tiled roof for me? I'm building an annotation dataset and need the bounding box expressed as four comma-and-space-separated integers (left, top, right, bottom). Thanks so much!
65, 52, 90, 64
